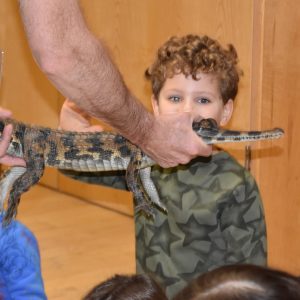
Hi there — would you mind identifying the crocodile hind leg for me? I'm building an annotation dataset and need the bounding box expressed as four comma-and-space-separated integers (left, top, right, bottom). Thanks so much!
126, 152, 154, 218
3, 157, 45, 226
2, 131, 45, 226
0, 167, 26, 210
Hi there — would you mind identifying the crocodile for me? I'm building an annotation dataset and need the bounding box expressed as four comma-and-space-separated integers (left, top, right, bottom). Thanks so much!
0, 118, 284, 226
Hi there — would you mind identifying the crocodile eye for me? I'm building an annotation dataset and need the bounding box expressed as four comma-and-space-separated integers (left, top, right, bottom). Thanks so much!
200, 118, 218, 130
207, 118, 218, 129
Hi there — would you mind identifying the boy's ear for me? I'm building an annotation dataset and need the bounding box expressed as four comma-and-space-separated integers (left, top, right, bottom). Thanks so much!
151, 95, 160, 116
220, 99, 234, 126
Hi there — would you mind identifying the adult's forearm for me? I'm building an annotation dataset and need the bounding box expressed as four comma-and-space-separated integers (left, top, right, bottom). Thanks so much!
18, 0, 212, 167
18, 0, 153, 145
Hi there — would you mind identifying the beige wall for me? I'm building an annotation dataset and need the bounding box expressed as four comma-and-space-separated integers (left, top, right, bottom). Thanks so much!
0, 0, 299, 274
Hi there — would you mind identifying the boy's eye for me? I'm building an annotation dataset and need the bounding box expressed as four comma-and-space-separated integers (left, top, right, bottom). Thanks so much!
169, 96, 181, 102
197, 97, 210, 104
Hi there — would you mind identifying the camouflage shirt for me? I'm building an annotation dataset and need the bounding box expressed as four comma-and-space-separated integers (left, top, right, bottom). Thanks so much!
61, 151, 267, 298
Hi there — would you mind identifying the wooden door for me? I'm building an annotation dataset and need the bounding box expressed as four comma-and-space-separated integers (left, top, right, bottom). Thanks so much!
252, 0, 300, 274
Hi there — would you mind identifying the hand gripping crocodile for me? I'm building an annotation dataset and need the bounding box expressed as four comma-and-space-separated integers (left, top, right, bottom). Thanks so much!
0, 118, 284, 226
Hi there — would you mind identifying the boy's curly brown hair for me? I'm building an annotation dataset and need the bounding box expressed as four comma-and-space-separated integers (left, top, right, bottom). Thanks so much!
145, 35, 242, 104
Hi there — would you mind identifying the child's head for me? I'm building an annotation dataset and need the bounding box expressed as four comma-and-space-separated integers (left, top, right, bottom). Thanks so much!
82, 274, 167, 300
172, 264, 300, 300
145, 35, 242, 126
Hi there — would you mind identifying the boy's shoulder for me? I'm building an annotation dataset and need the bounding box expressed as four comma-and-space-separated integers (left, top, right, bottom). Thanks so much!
210, 150, 254, 180
194, 150, 253, 186
211, 150, 245, 170
152, 150, 255, 192
153, 150, 248, 177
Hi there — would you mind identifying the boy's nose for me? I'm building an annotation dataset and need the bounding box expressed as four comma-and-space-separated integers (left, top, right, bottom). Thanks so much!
183, 101, 193, 113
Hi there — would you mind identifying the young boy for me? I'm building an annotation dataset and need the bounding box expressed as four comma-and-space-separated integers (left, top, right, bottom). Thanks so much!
59, 35, 267, 298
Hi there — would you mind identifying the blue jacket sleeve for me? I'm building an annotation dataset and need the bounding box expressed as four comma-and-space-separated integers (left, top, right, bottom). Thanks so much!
0, 215, 47, 300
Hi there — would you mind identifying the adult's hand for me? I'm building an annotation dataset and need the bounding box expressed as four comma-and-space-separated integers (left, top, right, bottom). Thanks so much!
59, 99, 104, 132
141, 112, 212, 168
0, 108, 26, 167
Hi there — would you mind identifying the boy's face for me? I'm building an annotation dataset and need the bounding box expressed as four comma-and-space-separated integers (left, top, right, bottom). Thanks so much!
152, 73, 233, 126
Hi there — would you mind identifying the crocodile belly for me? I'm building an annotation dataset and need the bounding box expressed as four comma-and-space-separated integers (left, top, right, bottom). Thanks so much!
47, 155, 131, 172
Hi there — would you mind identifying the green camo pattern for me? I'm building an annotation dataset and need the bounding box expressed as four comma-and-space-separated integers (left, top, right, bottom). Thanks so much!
61, 151, 267, 299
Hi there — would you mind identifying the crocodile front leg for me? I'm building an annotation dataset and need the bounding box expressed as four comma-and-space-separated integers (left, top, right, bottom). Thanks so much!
126, 150, 154, 218
3, 129, 46, 226
139, 167, 166, 212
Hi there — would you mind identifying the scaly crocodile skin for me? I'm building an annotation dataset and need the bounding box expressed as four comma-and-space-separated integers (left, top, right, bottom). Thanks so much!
0, 118, 284, 225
